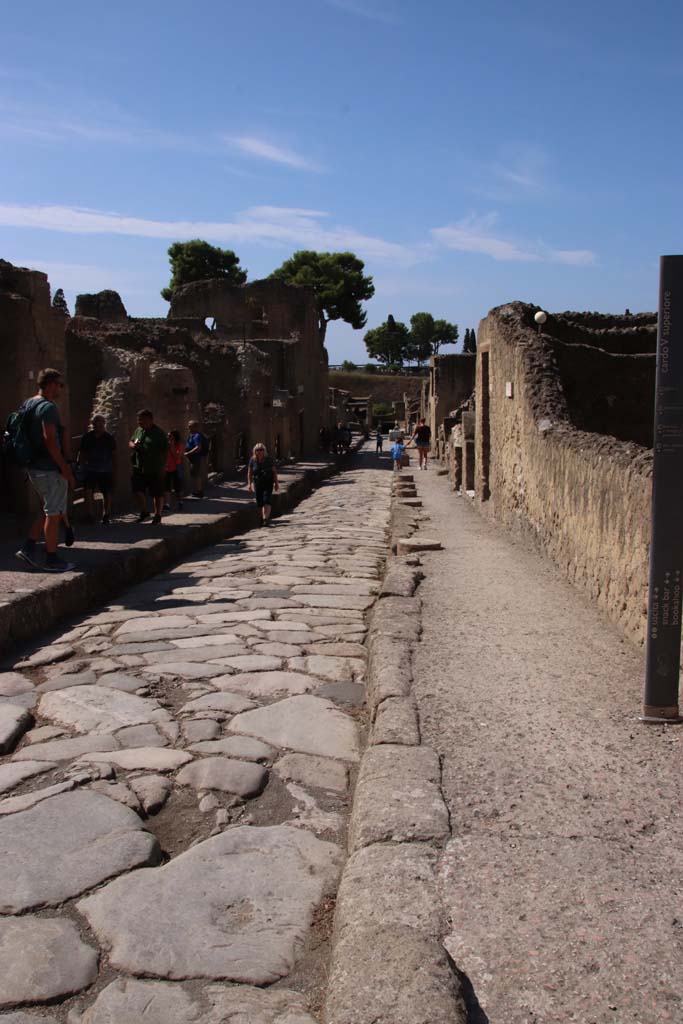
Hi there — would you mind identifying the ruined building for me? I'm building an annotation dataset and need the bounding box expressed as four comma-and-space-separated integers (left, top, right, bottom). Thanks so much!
435, 302, 656, 643
1, 260, 331, 518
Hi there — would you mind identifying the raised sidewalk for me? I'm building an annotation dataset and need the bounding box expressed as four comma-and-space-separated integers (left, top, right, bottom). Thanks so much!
0, 457, 342, 655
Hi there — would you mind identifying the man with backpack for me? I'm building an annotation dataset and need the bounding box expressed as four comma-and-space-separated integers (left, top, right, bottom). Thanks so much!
11, 368, 77, 572
185, 419, 209, 498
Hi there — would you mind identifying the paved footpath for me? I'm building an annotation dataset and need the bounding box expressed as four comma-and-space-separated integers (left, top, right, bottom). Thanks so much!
0, 454, 391, 1022
412, 464, 683, 1024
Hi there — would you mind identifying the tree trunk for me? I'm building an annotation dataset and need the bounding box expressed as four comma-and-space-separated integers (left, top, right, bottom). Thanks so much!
319, 316, 328, 344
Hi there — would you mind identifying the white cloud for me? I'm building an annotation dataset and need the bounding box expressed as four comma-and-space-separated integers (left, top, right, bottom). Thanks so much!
227, 135, 321, 171
0, 202, 419, 267
432, 212, 596, 266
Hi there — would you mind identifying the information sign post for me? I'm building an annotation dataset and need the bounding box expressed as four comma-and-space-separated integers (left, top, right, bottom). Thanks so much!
642, 255, 683, 722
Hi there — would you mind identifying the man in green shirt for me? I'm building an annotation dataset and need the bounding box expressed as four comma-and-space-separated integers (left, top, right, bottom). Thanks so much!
128, 408, 168, 524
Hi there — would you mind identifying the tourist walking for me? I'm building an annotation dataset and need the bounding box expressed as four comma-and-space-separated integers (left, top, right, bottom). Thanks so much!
411, 417, 432, 470
376, 425, 384, 454
129, 409, 168, 524
164, 429, 184, 512
247, 442, 279, 526
185, 419, 209, 498
14, 368, 76, 572
77, 414, 116, 525
391, 437, 405, 473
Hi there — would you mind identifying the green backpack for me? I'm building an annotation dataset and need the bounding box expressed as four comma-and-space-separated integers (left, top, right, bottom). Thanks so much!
2, 400, 40, 467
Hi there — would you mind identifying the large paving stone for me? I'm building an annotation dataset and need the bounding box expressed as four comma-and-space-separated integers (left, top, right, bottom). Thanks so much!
180, 693, 255, 715
36, 670, 98, 693
275, 753, 348, 793
74, 979, 318, 1023
176, 757, 266, 797
39, 686, 172, 736
209, 654, 283, 672
128, 774, 172, 815
296, 594, 373, 611
0, 673, 34, 697
143, 661, 226, 680
0, 789, 160, 912
213, 670, 315, 698
77, 748, 192, 772
14, 735, 119, 762
0, 916, 98, 1008
115, 723, 167, 748
15, 644, 74, 668
115, 614, 196, 636
77, 825, 342, 983
0, 704, 33, 754
230, 695, 360, 762
289, 655, 363, 682
348, 745, 449, 852
0, 760, 56, 795
0, 780, 76, 817
188, 735, 275, 761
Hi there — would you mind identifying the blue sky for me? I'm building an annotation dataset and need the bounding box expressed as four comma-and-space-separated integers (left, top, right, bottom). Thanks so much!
1, 0, 681, 363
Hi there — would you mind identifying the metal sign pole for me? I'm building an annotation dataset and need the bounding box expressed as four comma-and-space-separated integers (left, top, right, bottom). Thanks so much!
642, 255, 683, 722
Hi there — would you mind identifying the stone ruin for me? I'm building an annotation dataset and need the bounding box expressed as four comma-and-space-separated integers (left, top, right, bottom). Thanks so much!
424, 301, 657, 643
0, 260, 333, 519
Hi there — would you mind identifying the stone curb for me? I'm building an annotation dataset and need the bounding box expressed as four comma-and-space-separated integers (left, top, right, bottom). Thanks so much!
0, 460, 341, 658
324, 475, 467, 1024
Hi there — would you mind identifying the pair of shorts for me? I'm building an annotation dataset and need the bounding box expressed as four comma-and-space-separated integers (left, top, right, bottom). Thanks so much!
189, 459, 203, 480
254, 487, 273, 508
27, 469, 68, 517
415, 442, 430, 449
131, 471, 165, 498
84, 471, 113, 495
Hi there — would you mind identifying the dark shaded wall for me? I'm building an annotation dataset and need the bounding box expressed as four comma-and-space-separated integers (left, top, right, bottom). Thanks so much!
0, 261, 71, 515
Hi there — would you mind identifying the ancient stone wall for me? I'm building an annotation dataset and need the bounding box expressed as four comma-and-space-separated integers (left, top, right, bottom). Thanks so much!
473, 302, 653, 643
426, 353, 475, 447
0, 261, 71, 516
168, 278, 328, 454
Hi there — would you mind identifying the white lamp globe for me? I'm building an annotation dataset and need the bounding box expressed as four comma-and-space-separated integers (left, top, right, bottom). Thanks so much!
534, 310, 548, 325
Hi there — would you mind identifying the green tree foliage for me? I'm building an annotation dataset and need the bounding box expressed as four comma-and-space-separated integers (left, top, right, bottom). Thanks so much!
364, 314, 410, 367
408, 312, 436, 366
52, 288, 70, 315
270, 250, 374, 343
407, 312, 458, 363
432, 318, 458, 354
161, 240, 247, 301
340, 359, 358, 372
463, 328, 477, 353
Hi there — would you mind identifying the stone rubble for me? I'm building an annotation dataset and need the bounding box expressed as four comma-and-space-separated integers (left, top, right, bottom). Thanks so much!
0, 462, 391, 1020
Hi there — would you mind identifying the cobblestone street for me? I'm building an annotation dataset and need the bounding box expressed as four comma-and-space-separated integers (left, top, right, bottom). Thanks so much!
0, 455, 392, 1022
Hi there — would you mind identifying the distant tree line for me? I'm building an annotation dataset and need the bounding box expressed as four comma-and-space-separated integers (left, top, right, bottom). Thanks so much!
363, 312, 462, 369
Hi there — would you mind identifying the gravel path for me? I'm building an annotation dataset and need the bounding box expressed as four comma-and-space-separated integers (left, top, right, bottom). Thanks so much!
0, 455, 392, 1022
412, 465, 683, 1024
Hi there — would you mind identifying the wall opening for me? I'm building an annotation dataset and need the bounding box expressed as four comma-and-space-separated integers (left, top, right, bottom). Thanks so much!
481, 351, 491, 500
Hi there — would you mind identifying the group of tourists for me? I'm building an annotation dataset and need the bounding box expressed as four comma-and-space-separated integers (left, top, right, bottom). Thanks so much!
319, 422, 352, 455
7, 369, 210, 573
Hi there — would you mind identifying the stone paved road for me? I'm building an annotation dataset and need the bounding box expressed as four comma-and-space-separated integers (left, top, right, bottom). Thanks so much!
0, 454, 391, 1022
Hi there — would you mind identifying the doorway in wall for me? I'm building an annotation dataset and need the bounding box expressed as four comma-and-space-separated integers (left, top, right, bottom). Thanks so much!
481, 351, 491, 500
299, 412, 305, 457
